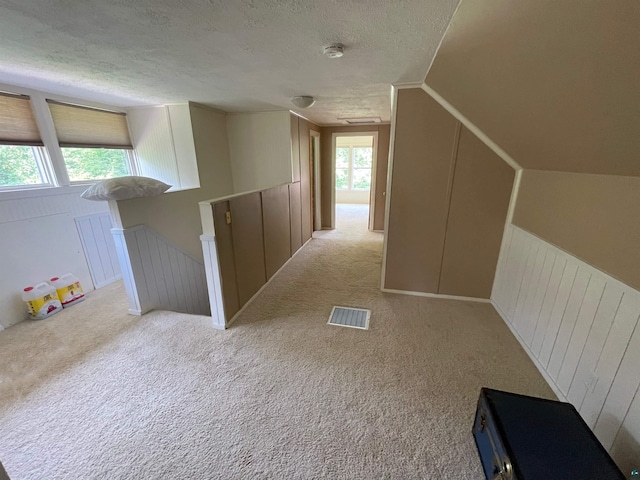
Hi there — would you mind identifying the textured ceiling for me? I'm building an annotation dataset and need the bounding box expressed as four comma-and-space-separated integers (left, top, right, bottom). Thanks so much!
0, 0, 459, 125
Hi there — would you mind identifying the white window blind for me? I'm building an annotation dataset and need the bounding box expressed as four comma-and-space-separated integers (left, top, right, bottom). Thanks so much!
47, 100, 133, 149
0, 92, 44, 146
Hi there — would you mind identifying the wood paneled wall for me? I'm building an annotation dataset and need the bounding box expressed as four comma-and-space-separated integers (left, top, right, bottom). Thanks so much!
262, 185, 291, 279
209, 181, 307, 324
438, 127, 514, 298
384, 89, 459, 293
493, 224, 640, 474
383, 88, 514, 299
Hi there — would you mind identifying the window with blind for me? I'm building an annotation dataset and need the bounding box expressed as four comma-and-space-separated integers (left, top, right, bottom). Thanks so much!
0, 92, 53, 188
47, 100, 136, 182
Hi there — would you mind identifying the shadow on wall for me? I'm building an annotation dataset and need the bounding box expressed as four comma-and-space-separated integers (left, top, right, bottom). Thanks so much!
610, 422, 640, 475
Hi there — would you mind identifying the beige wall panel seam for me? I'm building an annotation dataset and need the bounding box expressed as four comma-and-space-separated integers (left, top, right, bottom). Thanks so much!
437, 121, 462, 292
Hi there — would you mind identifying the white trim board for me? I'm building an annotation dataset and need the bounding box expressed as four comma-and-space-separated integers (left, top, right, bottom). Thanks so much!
380, 84, 399, 291
381, 287, 491, 304
420, 83, 521, 172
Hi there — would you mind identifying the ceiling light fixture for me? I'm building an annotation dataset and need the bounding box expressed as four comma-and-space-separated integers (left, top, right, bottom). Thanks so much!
323, 43, 344, 59
291, 96, 316, 109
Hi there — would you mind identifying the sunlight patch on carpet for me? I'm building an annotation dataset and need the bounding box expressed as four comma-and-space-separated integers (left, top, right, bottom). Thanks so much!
328, 306, 370, 330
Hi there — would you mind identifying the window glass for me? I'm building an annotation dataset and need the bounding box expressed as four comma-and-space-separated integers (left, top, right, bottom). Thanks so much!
336, 168, 349, 190
61, 147, 131, 182
352, 168, 372, 190
0, 145, 49, 187
336, 148, 349, 169
352, 147, 372, 168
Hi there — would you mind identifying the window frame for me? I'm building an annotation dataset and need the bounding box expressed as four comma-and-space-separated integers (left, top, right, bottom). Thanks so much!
335, 144, 373, 191
0, 82, 137, 195
0, 145, 57, 192
64, 148, 139, 186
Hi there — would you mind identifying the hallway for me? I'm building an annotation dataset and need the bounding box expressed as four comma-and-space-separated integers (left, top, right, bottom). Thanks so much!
0, 205, 554, 479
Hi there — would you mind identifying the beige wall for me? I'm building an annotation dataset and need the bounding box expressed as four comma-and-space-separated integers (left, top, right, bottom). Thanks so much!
438, 126, 514, 298
425, 0, 640, 177
384, 88, 513, 298
118, 105, 233, 261
227, 111, 293, 193
513, 170, 640, 291
319, 124, 390, 230
384, 89, 458, 293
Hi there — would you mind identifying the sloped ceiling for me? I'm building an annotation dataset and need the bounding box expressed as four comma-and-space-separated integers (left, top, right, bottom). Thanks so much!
425, 0, 640, 176
0, 0, 460, 125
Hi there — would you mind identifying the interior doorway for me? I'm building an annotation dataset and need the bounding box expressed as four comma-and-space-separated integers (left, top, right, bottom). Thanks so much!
331, 132, 378, 230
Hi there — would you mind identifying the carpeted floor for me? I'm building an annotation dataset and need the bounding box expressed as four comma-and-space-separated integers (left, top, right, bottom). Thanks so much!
0, 204, 554, 479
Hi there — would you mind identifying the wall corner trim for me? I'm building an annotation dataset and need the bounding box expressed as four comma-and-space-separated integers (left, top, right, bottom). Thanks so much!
420, 82, 522, 172
392, 82, 425, 90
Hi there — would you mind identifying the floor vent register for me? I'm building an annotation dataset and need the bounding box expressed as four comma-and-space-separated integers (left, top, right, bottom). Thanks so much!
328, 306, 371, 330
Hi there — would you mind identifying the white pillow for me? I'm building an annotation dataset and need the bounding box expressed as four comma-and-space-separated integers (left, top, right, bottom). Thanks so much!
81, 176, 171, 201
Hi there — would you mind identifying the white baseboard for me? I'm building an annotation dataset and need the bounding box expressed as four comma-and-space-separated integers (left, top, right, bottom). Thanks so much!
381, 287, 491, 304
491, 299, 567, 402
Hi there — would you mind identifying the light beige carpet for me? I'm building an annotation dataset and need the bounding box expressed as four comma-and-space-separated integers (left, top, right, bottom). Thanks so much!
0, 204, 554, 479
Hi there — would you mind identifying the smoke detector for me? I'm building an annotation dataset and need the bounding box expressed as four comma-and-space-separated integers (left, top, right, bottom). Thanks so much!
323, 43, 344, 59
291, 96, 316, 109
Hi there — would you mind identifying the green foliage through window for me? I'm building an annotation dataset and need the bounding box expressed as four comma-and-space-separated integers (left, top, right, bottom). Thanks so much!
61, 148, 130, 182
335, 144, 373, 191
0, 145, 46, 187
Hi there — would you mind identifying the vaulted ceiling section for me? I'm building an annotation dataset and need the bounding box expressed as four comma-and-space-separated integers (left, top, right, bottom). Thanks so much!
426, 0, 640, 176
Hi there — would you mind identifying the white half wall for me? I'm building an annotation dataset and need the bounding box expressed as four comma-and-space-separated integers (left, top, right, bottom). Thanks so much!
112, 225, 210, 316
0, 186, 108, 328
492, 223, 640, 473
226, 111, 292, 193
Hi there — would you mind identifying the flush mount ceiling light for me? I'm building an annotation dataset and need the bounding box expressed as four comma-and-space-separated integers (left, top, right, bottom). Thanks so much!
291, 96, 316, 109
323, 43, 344, 58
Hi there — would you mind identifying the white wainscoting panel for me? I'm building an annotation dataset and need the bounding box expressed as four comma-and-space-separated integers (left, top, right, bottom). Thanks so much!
492, 224, 640, 472
112, 225, 210, 316
0, 186, 108, 328
76, 213, 122, 288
